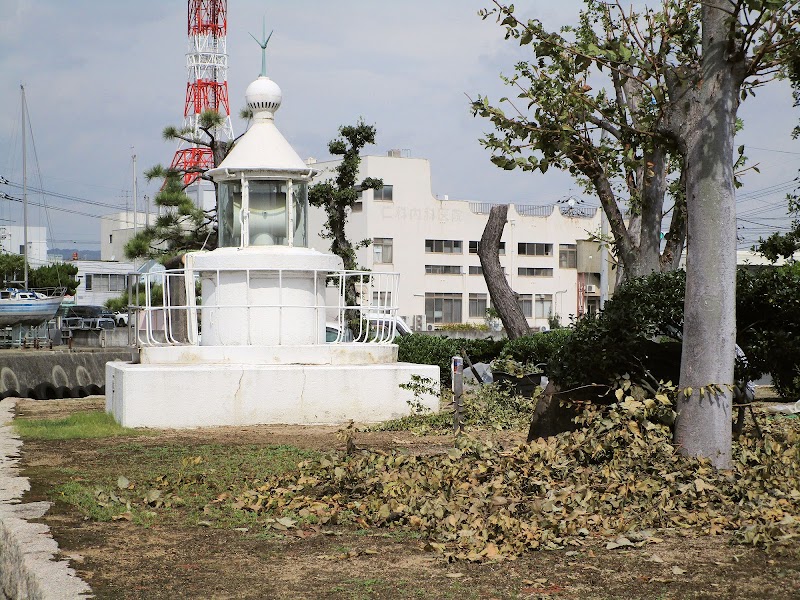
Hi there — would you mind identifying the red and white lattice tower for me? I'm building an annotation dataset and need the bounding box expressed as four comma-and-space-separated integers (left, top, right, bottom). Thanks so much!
170, 0, 234, 185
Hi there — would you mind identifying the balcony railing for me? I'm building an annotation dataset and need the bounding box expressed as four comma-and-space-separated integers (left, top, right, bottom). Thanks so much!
128, 267, 401, 348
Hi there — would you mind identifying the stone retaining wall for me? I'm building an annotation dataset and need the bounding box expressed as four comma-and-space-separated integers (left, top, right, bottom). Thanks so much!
0, 349, 132, 400
0, 398, 92, 599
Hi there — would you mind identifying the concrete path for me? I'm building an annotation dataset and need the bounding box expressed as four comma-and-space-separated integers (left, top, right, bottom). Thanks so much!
0, 398, 92, 599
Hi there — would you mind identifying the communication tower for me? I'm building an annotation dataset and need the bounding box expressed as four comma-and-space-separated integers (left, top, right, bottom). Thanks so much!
170, 0, 234, 184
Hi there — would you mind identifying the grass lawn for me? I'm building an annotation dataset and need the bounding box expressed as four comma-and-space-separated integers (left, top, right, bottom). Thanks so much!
13, 396, 800, 599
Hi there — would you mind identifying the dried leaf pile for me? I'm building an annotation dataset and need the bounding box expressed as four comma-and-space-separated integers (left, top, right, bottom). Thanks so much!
372, 383, 535, 435
233, 395, 800, 560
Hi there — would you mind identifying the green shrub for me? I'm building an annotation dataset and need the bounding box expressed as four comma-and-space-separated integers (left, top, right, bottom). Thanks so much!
737, 262, 800, 398
460, 337, 506, 363
499, 329, 571, 368
546, 266, 800, 399
397, 335, 505, 387
397, 335, 458, 387
434, 322, 490, 332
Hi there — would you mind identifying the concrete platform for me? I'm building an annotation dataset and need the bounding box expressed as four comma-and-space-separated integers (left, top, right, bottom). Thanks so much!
106, 361, 439, 428
139, 343, 397, 365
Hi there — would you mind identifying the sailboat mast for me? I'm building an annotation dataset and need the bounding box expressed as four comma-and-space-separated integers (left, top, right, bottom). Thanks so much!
21, 85, 28, 290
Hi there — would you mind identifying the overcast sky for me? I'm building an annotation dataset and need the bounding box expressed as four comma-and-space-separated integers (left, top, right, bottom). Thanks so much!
0, 0, 797, 252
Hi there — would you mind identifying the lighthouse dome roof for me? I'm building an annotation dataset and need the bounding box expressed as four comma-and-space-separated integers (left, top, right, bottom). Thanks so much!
245, 76, 282, 117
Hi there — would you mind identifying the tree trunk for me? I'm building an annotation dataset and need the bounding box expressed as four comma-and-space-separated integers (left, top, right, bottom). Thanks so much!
639, 146, 668, 275
674, 2, 743, 469
526, 381, 580, 441
660, 169, 687, 272
478, 205, 529, 339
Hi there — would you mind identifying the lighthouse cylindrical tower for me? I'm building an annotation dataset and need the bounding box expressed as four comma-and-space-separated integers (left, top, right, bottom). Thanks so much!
170, 0, 234, 185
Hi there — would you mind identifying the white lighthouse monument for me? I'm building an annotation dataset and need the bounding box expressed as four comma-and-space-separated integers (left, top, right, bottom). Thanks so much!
106, 42, 439, 428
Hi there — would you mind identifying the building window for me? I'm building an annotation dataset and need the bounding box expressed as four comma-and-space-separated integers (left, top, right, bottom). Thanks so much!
469, 240, 505, 255
373, 238, 393, 264
535, 294, 554, 318
518, 242, 553, 256
468, 293, 488, 318
372, 291, 393, 307
425, 265, 462, 275
470, 265, 506, 275
373, 185, 393, 201
425, 292, 462, 324
517, 294, 533, 318
518, 267, 554, 277
559, 244, 577, 268
352, 201, 363, 213
425, 239, 463, 254
85, 273, 127, 293
109, 234, 113, 244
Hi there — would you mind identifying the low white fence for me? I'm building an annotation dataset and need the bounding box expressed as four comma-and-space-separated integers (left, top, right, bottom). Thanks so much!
127, 267, 401, 348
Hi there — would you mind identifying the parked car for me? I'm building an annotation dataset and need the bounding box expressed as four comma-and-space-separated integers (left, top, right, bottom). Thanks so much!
113, 310, 129, 327
326, 315, 410, 342
326, 323, 354, 343
59, 305, 116, 330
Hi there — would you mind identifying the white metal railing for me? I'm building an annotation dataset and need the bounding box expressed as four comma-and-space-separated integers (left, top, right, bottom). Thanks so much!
128, 267, 401, 348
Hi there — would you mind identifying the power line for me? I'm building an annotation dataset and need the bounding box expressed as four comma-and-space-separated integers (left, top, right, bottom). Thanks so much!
746, 146, 800, 156
0, 192, 132, 223
738, 218, 791, 230
1, 178, 128, 211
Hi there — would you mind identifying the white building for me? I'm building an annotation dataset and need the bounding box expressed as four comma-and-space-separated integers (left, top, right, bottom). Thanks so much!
308, 153, 611, 331
100, 211, 158, 263
71, 260, 135, 306
185, 178, 217, 213
0, 224, 48, 266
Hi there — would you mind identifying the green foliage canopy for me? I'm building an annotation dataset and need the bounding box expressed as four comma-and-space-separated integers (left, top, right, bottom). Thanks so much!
124, 167, 215, 264
472, 0, 695, 276
126, 109, 230, 264
0, 253, 78, 294
309, 119, 382, 272
756, 196, 800, 261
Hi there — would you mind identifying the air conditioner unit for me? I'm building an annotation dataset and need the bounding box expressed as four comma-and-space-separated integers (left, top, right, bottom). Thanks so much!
586, 284, 598, 294
413, 314, 426, 332
427, 324, 435, 331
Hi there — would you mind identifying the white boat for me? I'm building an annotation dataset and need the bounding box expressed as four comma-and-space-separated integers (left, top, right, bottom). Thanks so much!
0, 86, 66, 331
0, 288, 64, 328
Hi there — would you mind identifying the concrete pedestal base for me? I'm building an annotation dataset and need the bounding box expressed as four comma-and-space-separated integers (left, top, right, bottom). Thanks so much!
106, 361, 439, 428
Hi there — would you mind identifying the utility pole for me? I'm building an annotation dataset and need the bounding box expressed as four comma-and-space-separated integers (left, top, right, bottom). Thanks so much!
132, 150, 138, 239
21, 85, 29, 290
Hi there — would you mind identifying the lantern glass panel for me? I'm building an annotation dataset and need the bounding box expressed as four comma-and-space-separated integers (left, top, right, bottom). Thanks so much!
218, 181, 241, 248
249, 180, 288, 246
292, 181, 308, 247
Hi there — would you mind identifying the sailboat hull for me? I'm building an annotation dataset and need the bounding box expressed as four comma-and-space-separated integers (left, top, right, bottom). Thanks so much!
0, 294, 63, 328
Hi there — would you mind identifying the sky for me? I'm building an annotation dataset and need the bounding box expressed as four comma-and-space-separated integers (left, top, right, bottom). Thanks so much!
0, 0, 797, 253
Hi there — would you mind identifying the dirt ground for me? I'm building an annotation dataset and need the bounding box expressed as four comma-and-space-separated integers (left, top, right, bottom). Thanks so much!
14, 398, 800, 600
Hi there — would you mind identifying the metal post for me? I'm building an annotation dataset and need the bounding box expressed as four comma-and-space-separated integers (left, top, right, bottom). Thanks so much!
600, 206, 609, 309
21, 85, 28, 290
132, 150, 138, 239
452, 356, 464, 434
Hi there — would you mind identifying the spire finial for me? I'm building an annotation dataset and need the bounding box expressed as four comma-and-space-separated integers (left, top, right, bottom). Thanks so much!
249, 17, 273, 77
